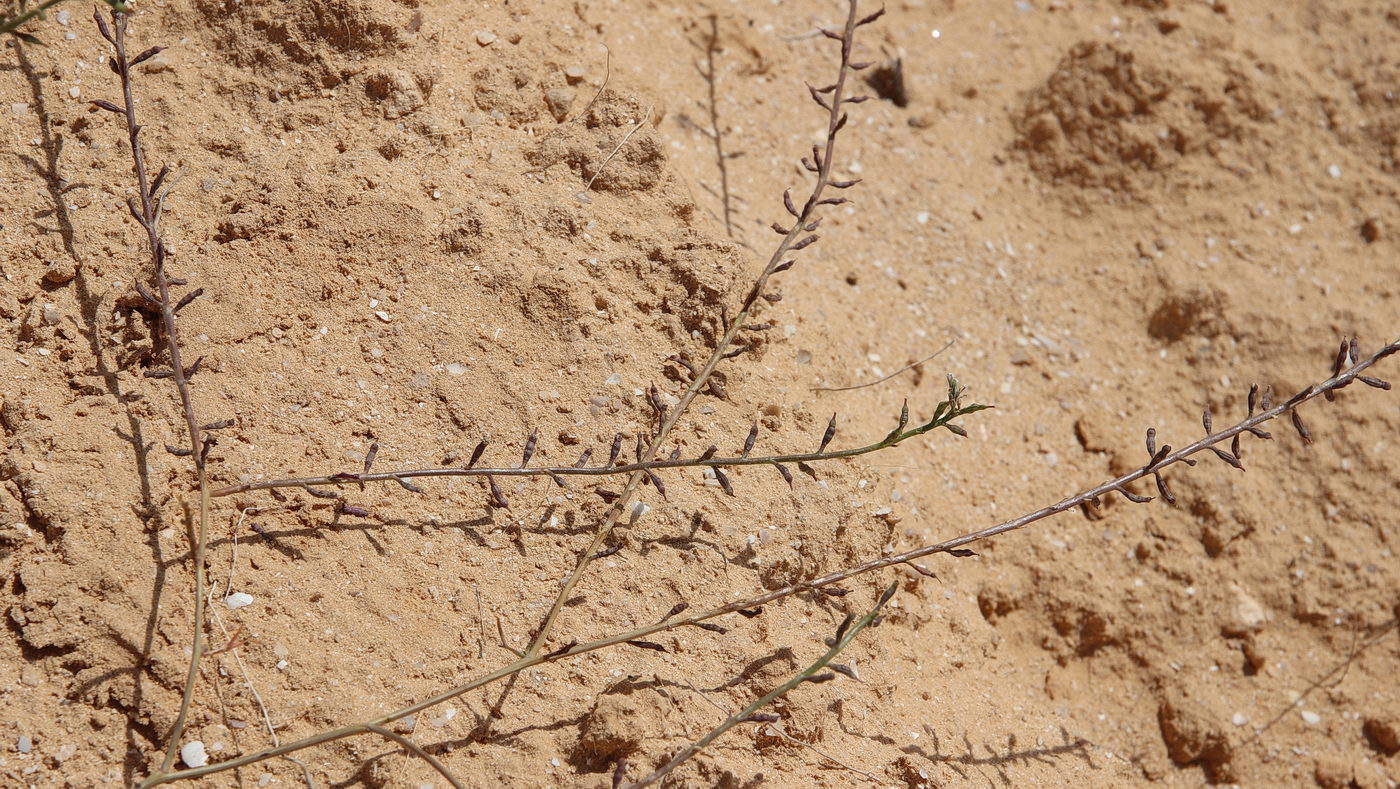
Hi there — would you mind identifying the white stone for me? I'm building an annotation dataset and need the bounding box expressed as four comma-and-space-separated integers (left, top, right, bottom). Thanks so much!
225, 592, 254, 610
181, 740, 209, 768
1301, 710, 1321, 725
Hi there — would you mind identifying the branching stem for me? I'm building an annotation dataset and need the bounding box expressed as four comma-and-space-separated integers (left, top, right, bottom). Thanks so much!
137, 338, 1398, 787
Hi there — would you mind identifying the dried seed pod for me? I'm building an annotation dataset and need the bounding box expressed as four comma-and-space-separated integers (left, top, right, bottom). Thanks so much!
833, 613, 856, 642
364, 443, 379, 474
775, 463, 793, 488
608, 433, 625, 466
487, 475, 509, 508
1154, 472, 1176, 505
714, 468, 734, 496
737, 607, 763, 618
1145, 427, 1157, 456
591, 544, 622, 560
661, 602, 689, 621
521, 428, 538, 467
783, 189, 799, 217
742, 422, 759, 457
467, 440, 487, 469
173, 287, 203, 313
396, 477, 424, 494
1211, 447, 1244, 470
574, 447, 594, 468
626, 640, 666, 652
699, 445, 718, 462
819, 414, 837, 452
1202, 407, 1213, 434
645, 470, 667, 498
1119, 487, 1152, 504
1291, 409, 1313, 444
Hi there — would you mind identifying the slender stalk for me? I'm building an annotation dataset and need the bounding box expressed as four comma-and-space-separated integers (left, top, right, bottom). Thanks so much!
518, 0, 879, 662
627, 583, 897, 788
208, 390, 982, 499
135, 337, 1398, 787
96, 9, 211, 777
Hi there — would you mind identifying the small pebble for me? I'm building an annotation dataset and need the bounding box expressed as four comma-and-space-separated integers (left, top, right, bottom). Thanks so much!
258, 774, 273, 788
16, 735, 32, 754
181, 740, 209, 768
563, 64, 587, 83
1326, 164, 1341, 179
1232, 712, 1248, 726
68, 86, 80, 99
225, 592, 254, 610
475, 30, 497, 46
42, 261, 76, 284
1301, 710, 1321, 726
445, 362, 466, 375
374, 310, 391, 322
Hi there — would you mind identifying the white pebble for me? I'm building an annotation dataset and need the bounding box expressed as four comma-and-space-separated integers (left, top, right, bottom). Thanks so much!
258, 774, 273, 788
1300, 710, 1321, 725
445, 362, 466, 375
916, 211, 930, 224
181, 740, 209, 768
16, 735, 32, 754
1326, 164, 1341, 179
1232, 712, 1248, 726
68, 86, 81, 99
475, 30, 497, 46
374, 310, 391, 322
225, 592, 254, 610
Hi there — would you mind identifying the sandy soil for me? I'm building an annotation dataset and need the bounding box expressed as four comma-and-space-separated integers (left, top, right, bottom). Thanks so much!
2, 0, 1398, 787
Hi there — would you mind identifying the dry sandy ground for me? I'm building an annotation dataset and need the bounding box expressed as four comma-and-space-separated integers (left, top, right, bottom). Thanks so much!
2, 0, 1398, 787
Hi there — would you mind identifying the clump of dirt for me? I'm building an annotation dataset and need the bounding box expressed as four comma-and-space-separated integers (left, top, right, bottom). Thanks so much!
1013, 39, 1276, 197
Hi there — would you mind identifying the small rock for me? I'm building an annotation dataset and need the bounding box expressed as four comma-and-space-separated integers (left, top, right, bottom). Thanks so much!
20, 665, 44, 687
225, 592, 254, 610
1223, 584, 1267, 636
142, 56, 172, 73
544, 87, 576, 121
475, 30, 497, 46
54, 742, 76, 762
563, 65, 587, 83
1231, 712, 1248, 727
42, 260, 76, 284
42, 303, 61, 325
16, 735, 32, 754
1300, 709, 1321, 726
180, 740, 208, 768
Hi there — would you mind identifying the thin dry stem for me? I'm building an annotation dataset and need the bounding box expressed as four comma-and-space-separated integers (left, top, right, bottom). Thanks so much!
627, 583, 895, 788
135, 337, 1397, 786
95, 9, 213, 776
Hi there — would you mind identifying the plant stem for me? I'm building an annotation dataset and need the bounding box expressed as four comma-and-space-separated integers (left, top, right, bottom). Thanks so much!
627, 583, 896, 788
98, 9, 211, 777
207, 401, 980, 499
136, 337, 1398, 787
